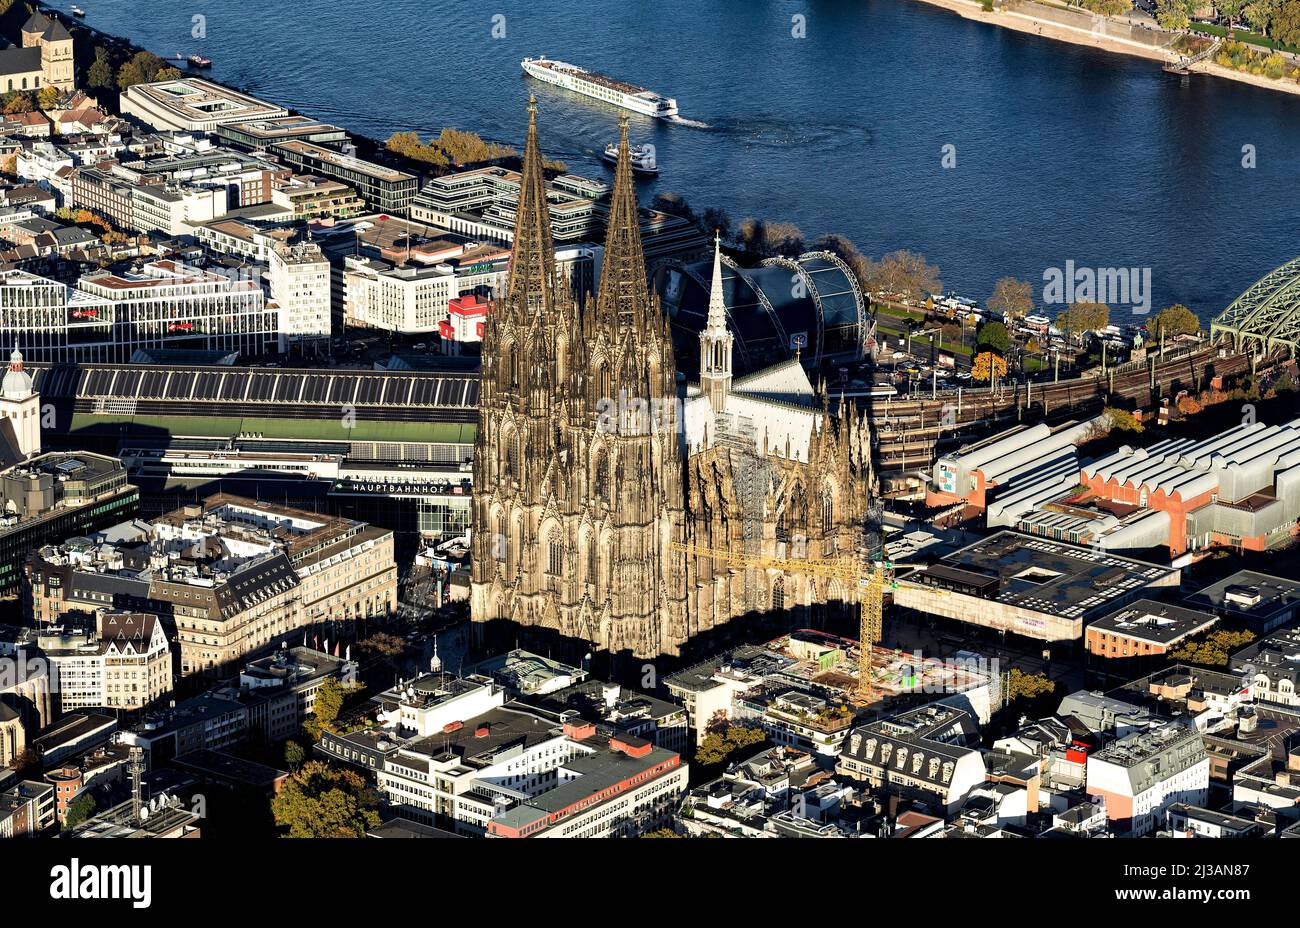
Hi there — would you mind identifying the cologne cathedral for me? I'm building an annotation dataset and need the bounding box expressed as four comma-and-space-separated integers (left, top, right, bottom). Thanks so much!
470, 100, 874, 659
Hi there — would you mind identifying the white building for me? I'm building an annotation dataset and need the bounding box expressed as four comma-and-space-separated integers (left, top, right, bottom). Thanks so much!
0, 346, 40, 461
131, 182, 228, 236
268, 240, 331, 353
38, 613, 172, 711
1086, 722, 1209, 836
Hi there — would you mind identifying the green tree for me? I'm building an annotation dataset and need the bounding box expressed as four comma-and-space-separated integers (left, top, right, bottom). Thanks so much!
304, 677, 349, 741
155, 66, 183, 82
987, 276, 1035, 323
63, 793, 98, 830
642, 828, 683, 838
1244, 0, 1280, 37
284, 740, 306, 770
1150, 303, 1200, 340
976, 320, 1011, 354
271, 761, 380, 838
87, 48, 114, 89
694, 725, 766, 766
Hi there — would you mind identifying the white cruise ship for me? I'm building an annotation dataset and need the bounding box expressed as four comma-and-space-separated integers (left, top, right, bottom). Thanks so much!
522, 56, 678, 119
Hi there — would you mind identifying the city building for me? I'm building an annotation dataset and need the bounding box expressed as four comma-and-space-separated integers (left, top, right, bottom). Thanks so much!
1166, 803, 1268, 838
270, 140, 416, 212
35, 612, 172, 712
836, 704, 986, 817
1185, 569, 1300, 634
439, 293, 490, 347
466, 649, 587, 696
0, 779, 55, 837
271, 174, 365, 220
1085, 721, 1209, 836
0, 447, 139, 595
238, 645, 355, 742
896, 531, 1179, 643
8, 260, 277, 364
412, 164, 706, 264
1085, 599, 1219, 660
0, 343, 41, 461
267, 239, 331, 353
28, 494, 396, 678
69, 792, 202, 838
470, 108, 871, 660
214, 115, 349, 153
0, 12, 74, 96
1230, 626, 1300, 707
1077, 418, 1300, 555
120, 78, 288, 133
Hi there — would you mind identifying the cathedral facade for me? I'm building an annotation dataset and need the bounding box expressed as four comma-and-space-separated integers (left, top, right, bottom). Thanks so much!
470, 102, 873, 659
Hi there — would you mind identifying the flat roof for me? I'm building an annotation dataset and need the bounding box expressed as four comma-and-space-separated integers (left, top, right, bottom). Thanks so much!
1186, 570, 1300, 622
1088, 599, 1219, 644
913, 531, 1174, 620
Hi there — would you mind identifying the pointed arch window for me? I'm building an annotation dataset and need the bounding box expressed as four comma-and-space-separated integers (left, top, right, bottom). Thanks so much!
547, 534, 564, 577
772, 576, 785, 613
822, 491, 834, 532
593, 453, 609, 503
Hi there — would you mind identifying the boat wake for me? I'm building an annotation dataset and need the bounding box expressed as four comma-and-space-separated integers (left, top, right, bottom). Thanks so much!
664, 115, 710, 129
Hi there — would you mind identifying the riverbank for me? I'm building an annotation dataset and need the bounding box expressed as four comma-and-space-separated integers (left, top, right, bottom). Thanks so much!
910, 0, 1300, 97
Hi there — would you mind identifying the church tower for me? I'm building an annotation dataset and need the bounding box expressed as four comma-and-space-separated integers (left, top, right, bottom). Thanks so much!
698, 233, 733, 413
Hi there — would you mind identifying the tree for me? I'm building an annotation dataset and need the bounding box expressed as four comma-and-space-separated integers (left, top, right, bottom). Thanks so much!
1171, 629, 1255, 666
976, 320, 1011, 355
87, 48, 114, 89
155, 66, 183, 82
872, 250, 942, 304
701, 206, 732, 242
3, 92, 34, 114
1005, 668, 1055, 703
1104, 406, 1144, 432
63, 793, 98, 830
1150, 303, 1200, 340
971, 350, 1008, 383
1156, 0, 1193, 30
271, 761, 380, 838
37, 86, 60, 111
117, 51, 170, 90
737, 217, 804, 257
304, 677, 350, 741
695, 724, 766, 766
987, 276, 1035, 323
1056, 301, 1110, 339
642, 828, 683, 838
1244, 0, 1280, 37
284, 740, 306, 771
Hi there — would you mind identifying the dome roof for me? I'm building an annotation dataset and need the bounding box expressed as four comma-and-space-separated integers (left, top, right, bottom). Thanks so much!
3, 346, 33, 401
655, 250, 866, 378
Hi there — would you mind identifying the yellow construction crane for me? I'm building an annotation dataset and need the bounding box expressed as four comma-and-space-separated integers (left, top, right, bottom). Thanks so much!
670, 541, 891, 700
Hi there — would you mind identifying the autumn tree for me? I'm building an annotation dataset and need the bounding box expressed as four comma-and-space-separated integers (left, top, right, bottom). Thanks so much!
987, 276, 1035, 323
870, 250, 942, 305
3, 92, 34, 114
1104, 406, 1144, 433
1171, 629, 1255, 667
284, 740, 306, 771
271, 761, 381, 838
37, 86, 61, 111
1056, 301, 1110, 338
304, 677, 351, 741
1150, 303, 1200, 340
117, 51, 169, 89
695, 724, 766, 766
1005, 668, 1056, 703
971, 350, 1008, 383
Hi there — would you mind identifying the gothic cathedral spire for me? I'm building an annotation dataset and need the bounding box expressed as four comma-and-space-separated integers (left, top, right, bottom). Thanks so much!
506, 95, 558, 320
595, 115, 650, 331
698, 232, 734, 412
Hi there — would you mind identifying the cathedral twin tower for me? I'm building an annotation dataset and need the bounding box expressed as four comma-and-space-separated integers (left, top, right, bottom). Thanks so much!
470, 100, 873, 659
